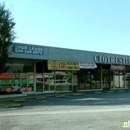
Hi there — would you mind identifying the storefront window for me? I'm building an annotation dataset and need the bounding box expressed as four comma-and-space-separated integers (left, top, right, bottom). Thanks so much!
0, 59, 34, 94
36, 73, 43, 92
0, 73, 34, 94
35, 71, 72, 92
78, 68, 101, 90
12, 74, 21, 93
0, 74, 12, 94
113, 71, 125, 88
6, 59, 34, 73
55, 71, 72, 91
125, 66, 130, 88
28, 74, 34, 92
43, 73, 55, 92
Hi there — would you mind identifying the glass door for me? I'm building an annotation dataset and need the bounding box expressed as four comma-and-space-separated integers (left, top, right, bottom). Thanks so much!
43, 73, 55, 92
49, 74, 55, 91
125, 74, 130, 88
36, 73, 43, 92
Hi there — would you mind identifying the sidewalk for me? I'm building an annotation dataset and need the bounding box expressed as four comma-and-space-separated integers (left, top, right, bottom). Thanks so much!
0, 89, 130, 108
0, 88, 129, 102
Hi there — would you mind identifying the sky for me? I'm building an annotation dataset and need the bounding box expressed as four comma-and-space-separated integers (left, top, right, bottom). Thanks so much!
3, 0, 130, 55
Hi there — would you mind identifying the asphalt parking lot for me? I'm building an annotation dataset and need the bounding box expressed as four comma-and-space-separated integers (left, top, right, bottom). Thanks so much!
0, 92, 130, 130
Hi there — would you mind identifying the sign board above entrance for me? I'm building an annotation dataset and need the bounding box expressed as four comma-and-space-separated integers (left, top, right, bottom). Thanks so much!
12, 45, 44, 55
110, 65, 125, 70
48, 60, 80, 70
94, 55, 130, 65
79, 62, 97, 69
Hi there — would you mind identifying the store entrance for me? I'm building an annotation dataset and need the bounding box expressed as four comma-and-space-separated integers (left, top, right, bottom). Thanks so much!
44, 73, 55, 92
125, 73, 130, 88
102, 65, 112, 90
77, 67, 101, 90
36, 73, 55, 93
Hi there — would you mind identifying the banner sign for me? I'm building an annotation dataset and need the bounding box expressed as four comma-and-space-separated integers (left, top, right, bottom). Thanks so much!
48, 60, 80, 70
110, 65, 125, 70
13, 45, 44, 55
79, 62, 97, 69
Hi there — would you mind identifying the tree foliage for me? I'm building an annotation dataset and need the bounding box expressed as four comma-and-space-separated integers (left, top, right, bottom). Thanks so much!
0, 2, 16, 73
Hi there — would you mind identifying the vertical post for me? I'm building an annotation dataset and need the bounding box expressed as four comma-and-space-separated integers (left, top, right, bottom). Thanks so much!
113, 70, 115, 89
34, 60, 36, 94
43, 61, 44, 92
101, 65, 103, 90
124, 69, 126, 88
54, 71, 56, 91
72, 70, 73, 92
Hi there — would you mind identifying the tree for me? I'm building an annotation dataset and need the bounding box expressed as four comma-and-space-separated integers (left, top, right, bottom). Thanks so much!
0, 2, 16, 73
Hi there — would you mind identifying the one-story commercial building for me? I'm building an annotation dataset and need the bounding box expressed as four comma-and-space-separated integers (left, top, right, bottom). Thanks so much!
0, 42, 130, 95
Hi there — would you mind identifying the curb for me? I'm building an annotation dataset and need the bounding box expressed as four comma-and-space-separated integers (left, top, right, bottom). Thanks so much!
0, 90, 129, 108
0, 102, 22, 108
55, 95, 65, 98
107, 91, 114, 93
0, 93, 27, 99
73, 93, 82, 96
94, 92, 102, 94
0, 89, 130, 102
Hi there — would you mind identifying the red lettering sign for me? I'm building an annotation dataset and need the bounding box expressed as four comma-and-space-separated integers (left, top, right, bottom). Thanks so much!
111, 65, 125, 70
58, 62, 66, 69
0, 74, 12, 79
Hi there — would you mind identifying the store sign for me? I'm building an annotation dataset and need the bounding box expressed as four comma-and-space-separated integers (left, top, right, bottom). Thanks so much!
12, 45, 44, 55
94, 55, 130, 65
0, 74, 31, 79
48, 60, 80, 70
110, 65, 125, 70
79, 62, 97, 69
0, 74, 12, 79
12, 74, 29, 79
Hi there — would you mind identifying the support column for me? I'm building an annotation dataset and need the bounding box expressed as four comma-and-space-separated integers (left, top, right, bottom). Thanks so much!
101, 65, 103, 90
113, 70, 115, 89
124, 69, 126, 88
42, 62, 44, 92
72, 70, 73, 92
34, 60, 36, 94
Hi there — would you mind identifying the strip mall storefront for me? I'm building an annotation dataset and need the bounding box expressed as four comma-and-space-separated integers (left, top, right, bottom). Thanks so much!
0, 43, 130, 95
0, 60, 80, 94
77, 64, 130, 91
